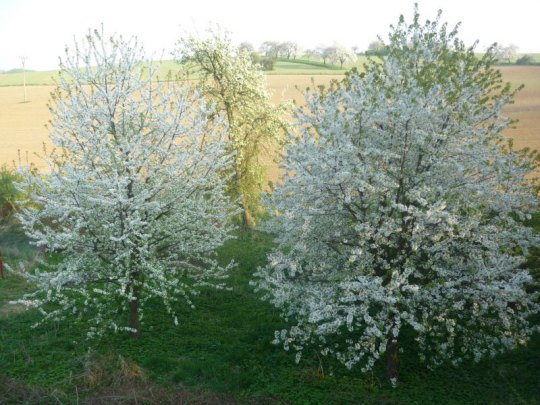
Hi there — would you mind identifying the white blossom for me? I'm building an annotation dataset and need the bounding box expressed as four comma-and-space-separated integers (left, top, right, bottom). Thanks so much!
13, 28, 237, 338
253, 8, 539, 383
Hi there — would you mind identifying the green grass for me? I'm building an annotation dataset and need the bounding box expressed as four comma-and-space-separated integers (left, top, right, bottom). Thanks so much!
1, 54, 538, 87
0, 69, 59, 86
0, 62, 185, 87
0, 229, 539, 403
265, 59, 347, 75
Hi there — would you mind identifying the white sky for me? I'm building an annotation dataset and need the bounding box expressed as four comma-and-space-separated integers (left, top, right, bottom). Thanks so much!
0, 0, 539, 71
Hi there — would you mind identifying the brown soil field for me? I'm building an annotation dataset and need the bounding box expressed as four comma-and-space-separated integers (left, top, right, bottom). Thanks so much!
497, 66, 540, 152
1, 68, 539, 174
0, 85, 55, 168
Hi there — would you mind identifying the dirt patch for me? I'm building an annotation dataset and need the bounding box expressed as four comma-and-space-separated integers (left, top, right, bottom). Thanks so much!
0, 302, 27, 318
0, 374, 245, 404
0, 375, 63, 404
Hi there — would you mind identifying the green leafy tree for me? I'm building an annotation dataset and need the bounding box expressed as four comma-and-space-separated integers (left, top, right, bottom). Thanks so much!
175, 29, 289, 227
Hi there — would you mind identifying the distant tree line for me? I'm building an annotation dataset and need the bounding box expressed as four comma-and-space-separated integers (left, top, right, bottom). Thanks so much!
491, 44, 538, 65
234, 39, 536, 70
246, 41, 359, 68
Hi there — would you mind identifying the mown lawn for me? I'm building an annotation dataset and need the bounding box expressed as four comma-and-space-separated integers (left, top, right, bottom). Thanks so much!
0, 228, 539, 404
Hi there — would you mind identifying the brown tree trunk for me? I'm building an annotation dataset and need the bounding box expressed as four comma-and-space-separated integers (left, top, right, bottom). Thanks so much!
130, 293, 140, 339
386, 336, 399, 382
386, 319, 399, 384
242, 201, 256, 229
128, 271, 141, 338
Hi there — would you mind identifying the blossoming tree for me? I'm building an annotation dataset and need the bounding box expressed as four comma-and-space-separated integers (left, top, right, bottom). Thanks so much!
254, 9, 539, 384
14, 29, 236, 338
175, 29, 288, 228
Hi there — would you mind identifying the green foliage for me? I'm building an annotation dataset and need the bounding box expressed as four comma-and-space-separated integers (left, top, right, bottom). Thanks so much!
516, 54, 534, 65
366, 39, 389, 56
0, 165, 22, 221
0, 222, 37, 270
525, 212, 540, 288
175, 29, 290, 227
0, 178, 38, 278
260, 58, 274, 71
0, 230, 539, 403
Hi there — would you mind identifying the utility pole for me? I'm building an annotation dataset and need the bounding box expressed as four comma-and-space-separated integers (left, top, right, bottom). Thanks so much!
20, 56, 27, 102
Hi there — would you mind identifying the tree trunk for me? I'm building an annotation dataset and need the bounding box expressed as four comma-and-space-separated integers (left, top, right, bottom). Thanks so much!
386, 320, 399, 384
128, 271, 141, 339
129, 293, 140, 338
242, 210, 255, 229
241, 195, 255, 229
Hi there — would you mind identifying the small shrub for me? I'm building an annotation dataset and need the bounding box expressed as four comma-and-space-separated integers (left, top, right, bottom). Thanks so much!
516, 55, 534, 65
260, 58, 274, 71
250, 51, 261, 64
0, 165, 22, 221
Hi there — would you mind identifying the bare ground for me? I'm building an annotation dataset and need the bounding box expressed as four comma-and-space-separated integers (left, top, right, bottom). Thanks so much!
1, 68, 539, 177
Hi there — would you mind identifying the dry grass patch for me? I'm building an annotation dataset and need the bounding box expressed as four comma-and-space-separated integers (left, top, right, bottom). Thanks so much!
0, 302, 27, 318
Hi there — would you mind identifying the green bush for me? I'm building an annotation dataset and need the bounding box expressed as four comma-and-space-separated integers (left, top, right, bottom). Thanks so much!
260, 58, 274, 71
249, 51, 261, 65
516, 55, 534, 65
0, 165, 22, 221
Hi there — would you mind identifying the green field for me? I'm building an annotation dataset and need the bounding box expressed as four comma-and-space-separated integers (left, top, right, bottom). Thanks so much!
1, 54, 538, 86
0, 69, 58, 86
0, 56, 363, 86
1, 228, 539, 404
265, 57, 369, 75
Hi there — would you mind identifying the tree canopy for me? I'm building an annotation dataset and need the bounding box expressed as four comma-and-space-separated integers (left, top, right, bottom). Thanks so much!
254, 8, 539, 384
14, 29, 236, 338
175, 29, 289, 227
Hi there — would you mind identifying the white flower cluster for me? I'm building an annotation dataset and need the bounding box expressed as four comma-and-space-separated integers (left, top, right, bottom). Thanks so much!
253, 9, 539, 378
13, 28, 237, 338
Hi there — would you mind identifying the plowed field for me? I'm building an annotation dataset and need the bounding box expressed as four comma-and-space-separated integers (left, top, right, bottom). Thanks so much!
1, 68, 538, 176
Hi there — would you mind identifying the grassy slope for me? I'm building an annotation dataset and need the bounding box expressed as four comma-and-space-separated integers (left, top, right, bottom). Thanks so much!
0, 230, 539, 404
2, 54, 539, 86
0, 58, 356, 86
0, 70, 59, 86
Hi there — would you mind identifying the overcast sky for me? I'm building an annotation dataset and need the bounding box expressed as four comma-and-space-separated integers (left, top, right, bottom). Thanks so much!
0, 0, 538, 71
